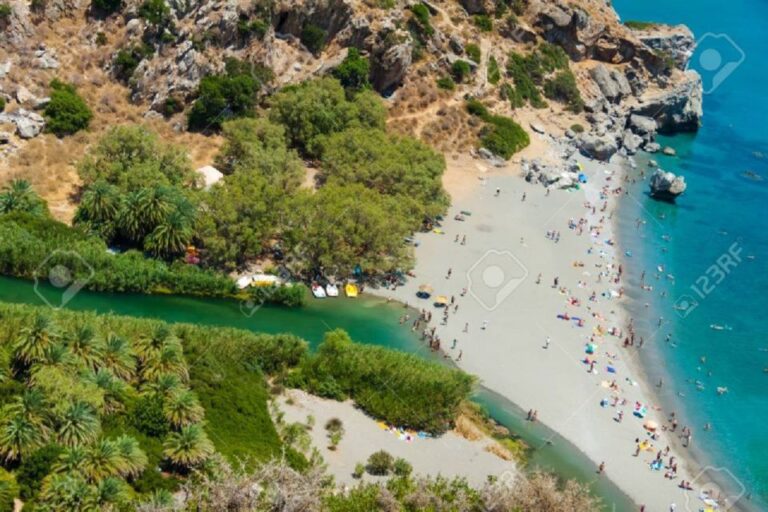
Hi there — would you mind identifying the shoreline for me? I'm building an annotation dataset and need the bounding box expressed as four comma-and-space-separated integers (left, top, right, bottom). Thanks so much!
613, 154, 760, 512
369, 133, 723, 510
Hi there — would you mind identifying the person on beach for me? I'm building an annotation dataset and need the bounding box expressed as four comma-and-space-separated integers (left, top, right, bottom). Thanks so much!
461, 235, 467, 245
463, 322, 468, 332
597, 461, 605, 474
446, 268, 452, 279
544, 336, 550, 349
482, 320, 488, 330
495, 187, 501, 196
457, 350, 462, 361
521, 192, 526, 202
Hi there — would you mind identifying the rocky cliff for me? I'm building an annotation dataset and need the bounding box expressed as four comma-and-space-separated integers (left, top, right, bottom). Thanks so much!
0, 0, 702, 200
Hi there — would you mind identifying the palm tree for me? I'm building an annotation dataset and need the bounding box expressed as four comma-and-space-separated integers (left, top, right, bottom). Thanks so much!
84, 368, 127, 415
37, 472, 97, 511
32, 343, 78, 380
13, 313, 59, 366
144, 373, 182, 397
66, 324, 105, 370
117, 190, 147, 243
163, 424, 214, 469
145, 209, 193, 258
74, 181, 120, 239
101, 333, 136, 381
57, 401, 100, 448
0, 409, 48, 461
142, 342, 188, 382
139, 186, 174, 229
113, 435, 147, 479
0, 179, 47, 216
52, 445, 87, 474
82, 439, 122, 482
6, 389, 50, 428
163, 389, 204, 428
96, 476, 130, 508
134, 325, 176, 364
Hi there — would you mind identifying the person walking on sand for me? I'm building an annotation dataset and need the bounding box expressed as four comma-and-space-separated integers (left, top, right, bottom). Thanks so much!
461, 235, 467, 245
482, 320, 488, 330
544, 336, 550, 349
521, 192, 526, 202
495, 187, 501, 197
457, 350, 463, 361
536, 273, 541, 284
463, 322, 468, 332
446, 267, 452, 279
597, 462, 605, 474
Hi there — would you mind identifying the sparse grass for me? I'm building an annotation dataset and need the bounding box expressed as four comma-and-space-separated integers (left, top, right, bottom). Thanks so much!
624, 20, 658, 30
488, 56, 501, 85
436, 76, 455, 90
465, 43, 481, 63
474, 14, 493, 32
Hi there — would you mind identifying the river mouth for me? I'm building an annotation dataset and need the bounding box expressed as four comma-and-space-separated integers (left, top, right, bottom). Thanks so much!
0, 274, 635, 510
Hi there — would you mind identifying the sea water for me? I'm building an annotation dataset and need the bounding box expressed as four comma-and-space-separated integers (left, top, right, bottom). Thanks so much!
614, 0, 768, 506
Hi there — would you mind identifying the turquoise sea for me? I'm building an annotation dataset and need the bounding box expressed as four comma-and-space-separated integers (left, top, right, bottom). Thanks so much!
614, 0, 768, 507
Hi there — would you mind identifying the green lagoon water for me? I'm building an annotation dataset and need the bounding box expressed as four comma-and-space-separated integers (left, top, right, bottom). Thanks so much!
0, 275, 634, 510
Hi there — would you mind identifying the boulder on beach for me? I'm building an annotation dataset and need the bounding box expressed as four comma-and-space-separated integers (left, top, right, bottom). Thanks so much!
649, 169, 686, 202
579, 133, 618, 161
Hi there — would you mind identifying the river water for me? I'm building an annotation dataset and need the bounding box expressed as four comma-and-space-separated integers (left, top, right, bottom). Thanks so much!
0, 275, 635, 509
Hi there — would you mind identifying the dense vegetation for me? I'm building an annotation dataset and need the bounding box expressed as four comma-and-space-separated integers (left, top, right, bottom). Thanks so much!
187, 58, 273, 131
43, 80, 93, 137
332, 48, 370, 92
0, 303, 307, 508
287, 330, 475, 434
466, 99, 530, 159
502, 43, 582, 112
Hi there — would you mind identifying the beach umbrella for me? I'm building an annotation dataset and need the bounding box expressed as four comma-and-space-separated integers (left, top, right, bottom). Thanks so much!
417, 284, 433, 299
643, 420, 659, 431
434, 295, 449, 306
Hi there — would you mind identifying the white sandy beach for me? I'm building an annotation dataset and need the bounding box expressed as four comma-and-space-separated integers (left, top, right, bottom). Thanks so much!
275, 389, 516, 487
371, 133, 712, 511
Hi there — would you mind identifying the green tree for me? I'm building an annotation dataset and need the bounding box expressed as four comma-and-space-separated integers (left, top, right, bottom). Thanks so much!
366, 450, 393, 475
0, 411, 48, 462
163, 388, 204, 428
0, 179, 48, 216
215, 117, 304, 191
56, 401, 100, 447
101, 333, 136, 381
163, 423, 214, 469
300, 23, 327, 54
113, 435, 148, 479
74, 180, 120, 238
269, 77, 386, 157
187, 59, 272, 131
44, 80, 93, 137
333, 48, 370, 92
91, 0, 121, 14
66, 324, 105, 370
144, 209, 194, 259
286, 184, 413, 276
138, 0, 170, 27
451, 60, 471, 83
320, 128, 448, 221
78, 125, 193, 191
15, 445, 63, 500
0, 468, 19, 512
13, 314, 59, 366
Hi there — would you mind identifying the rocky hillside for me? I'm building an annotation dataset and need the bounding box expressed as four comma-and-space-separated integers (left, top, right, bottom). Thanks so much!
0, 0, 701, 217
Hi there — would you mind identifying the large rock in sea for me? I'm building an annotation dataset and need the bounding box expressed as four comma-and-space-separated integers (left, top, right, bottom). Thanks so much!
649, 169, 686, 201
579, 133, 619, 161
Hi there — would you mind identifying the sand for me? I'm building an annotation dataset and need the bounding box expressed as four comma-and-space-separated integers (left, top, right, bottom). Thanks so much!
275, 389, 516, 488
371, 133, 712, 511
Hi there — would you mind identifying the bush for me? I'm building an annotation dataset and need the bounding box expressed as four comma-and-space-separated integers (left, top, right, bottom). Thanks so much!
0, 468, 18, 512
237, 18, 268, 40
91, 0, 121, 14
300, 23, 327, 54
488, 56, 501, 84
43, 79, 93, 137
465, 43, 481, 63
543, 70, 584, 113
393, 457, 412, 477
451, 59, 471, 83
294, 330, 474, 433
114, 43, 154, 81
188, 58, 272, 131
139, 0, 169, 26
480, 115, 530, 159
0, 97, 4, 112
333, 48, 370, 92
14, 445, 63, 500
570, 123, 584, 133
95, 31, 108, 45
410, 3, 433, 36
436, 76, 455, 90
474, 14, 493, 32
366, 450, 393, 475
624, 20, 657, 30
465, 98, 488, 117
0, 3, 12, 20
352, 463, 365, 479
